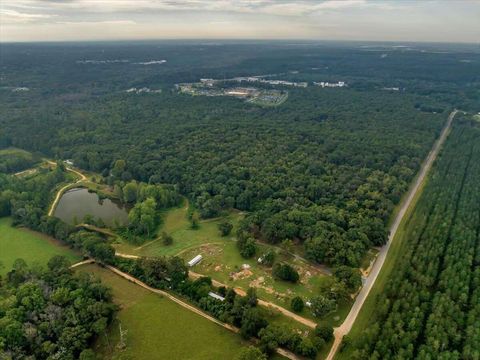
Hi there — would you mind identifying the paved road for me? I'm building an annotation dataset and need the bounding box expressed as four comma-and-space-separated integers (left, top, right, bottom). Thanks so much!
326, 110, 458, 360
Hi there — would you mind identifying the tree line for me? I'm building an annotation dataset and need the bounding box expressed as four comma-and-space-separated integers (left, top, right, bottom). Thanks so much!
345, 118, 480, 359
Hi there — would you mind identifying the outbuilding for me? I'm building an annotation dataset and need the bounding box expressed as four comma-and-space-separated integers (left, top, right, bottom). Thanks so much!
188, 254, 203, 267
208, 292, 225, 302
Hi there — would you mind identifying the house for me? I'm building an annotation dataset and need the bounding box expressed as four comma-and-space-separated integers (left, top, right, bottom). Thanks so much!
64, 160, 74, 166
208, 292, 225, 301
188, 254, 203, 267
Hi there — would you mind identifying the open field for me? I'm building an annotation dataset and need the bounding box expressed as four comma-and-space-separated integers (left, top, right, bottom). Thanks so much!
113, 203, 345, 326
113, 201, 242, 256
78, 264, 253, 360
179, 240, 346, 324
0, 147, 39, 173
0, 217, 81, 274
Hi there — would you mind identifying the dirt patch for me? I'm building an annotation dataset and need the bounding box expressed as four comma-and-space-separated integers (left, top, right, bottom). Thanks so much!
230, 269, 253, 281
250, 276, 265, 288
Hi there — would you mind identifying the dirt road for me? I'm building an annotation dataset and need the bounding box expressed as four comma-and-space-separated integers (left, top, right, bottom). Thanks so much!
116, 252, 317, 329
76, 223, 117, 237
70, 259, 95, 268
47, 160, 87, 217
326, 110, 458, 360
188, 270, 317, 328
73, 260, 299, 360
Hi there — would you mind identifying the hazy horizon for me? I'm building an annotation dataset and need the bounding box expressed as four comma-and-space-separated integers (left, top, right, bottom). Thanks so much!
1, 0, 479, 43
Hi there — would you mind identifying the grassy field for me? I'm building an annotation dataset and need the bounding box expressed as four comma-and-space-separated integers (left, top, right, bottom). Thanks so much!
112, 202, 345, 327
78, 264, 254, 360
0, 147, 39, 173
179, 240, 340, 321
0, 217, 81, 274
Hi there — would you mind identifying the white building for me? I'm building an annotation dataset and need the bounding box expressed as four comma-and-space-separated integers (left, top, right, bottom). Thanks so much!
208, 292, 225, 301
188, 254, 203, 267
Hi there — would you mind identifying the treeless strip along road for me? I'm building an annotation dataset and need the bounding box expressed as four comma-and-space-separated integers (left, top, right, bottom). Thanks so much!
326, 110, 458, 360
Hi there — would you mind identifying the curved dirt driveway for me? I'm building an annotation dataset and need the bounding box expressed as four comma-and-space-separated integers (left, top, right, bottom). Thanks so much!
326, 110, 458, 360
47, 160, 87, 216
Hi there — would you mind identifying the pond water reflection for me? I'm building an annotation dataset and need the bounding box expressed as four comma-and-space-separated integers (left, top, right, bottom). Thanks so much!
54, 188, 128, 227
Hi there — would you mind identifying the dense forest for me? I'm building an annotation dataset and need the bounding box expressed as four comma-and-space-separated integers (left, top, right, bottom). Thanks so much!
1, 41, 479, 267
0, 256, 117, 359
345, 117, 480, 359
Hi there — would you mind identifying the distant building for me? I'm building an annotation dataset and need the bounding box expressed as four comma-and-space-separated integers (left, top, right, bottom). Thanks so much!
314, 81, 346, 88
188, 254, 203, 267
64, 160, 74, 166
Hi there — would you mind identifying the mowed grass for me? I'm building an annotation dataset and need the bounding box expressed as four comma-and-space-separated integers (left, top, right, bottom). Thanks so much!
178, 239, 349, 326
0, 217, 81, 274
114, 203, 345, 327
111, 201, 348, 336
0, 147, 35, 160
79, 264, 251, 360
114, 203, 244, 257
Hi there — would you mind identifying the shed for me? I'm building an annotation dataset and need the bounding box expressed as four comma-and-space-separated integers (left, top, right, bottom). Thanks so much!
188, 254, 203, 267
208, 292, 225, 302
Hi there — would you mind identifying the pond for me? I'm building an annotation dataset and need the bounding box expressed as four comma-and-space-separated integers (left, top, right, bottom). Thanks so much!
54, 188, 129, 227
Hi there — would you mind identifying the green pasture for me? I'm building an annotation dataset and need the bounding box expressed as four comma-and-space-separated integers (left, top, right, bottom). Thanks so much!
79, 264, 253, 360
0, 217, 81, 274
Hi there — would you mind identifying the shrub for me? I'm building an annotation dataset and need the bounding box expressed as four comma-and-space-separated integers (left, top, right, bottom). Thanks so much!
238, 237, 257, 258
314, 324, 334, 342
236, 346, 267, 360
161, 231, 173, 245
272, 263, 299, 283
218, 220, 233, 236
291, 296, 305, 313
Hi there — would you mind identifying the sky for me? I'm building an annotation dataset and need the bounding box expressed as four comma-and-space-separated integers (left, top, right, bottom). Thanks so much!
0, 0, 479, 43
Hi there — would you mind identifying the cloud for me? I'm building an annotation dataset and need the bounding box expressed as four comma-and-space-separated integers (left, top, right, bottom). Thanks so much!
0, 9, 57, 23
2, 0, 374, 17
0, 0, 478, 43
56, 19, 136, 25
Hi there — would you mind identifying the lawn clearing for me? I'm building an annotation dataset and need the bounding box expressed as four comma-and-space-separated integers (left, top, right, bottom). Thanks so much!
0, 147, 39, 173
181, 240, 349, 327
79, 264, 253, 360
0, 217, 81, 274
111, 204, 350, 330
114, 204, 244, 257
